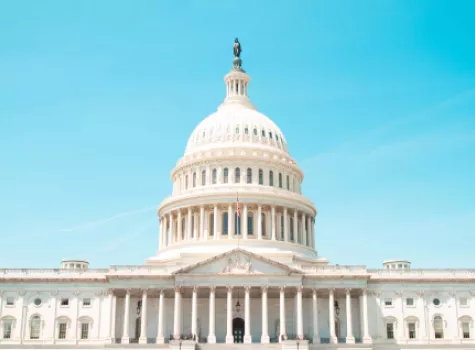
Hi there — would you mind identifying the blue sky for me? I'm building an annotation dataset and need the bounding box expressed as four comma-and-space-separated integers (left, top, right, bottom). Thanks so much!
0, 0, 474, 268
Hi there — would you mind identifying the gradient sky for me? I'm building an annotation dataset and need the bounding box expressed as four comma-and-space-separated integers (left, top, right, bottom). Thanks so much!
0, 0, 474, 269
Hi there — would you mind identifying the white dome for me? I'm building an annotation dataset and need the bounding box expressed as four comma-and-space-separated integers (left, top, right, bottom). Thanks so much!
185, 104, 289, 155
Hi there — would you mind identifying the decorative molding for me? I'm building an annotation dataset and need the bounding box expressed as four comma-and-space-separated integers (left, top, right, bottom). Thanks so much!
73, 291, 81, 297
18, 291, 27, 296
417, 290, 425, 297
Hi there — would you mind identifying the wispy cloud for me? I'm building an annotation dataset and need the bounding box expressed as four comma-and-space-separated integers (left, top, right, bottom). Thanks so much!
58, 205, 157, 233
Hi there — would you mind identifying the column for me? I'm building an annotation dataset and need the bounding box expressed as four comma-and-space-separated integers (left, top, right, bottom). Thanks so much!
417, 291, 427, 340
228, 204, 233, 239
110, 293, 117, 343
191, 287, 198, 339
296, 287, 303, 339
226, 287, 234, 343
311, 218, 315, 248
200, 206, 205, 240
156, 290, 165, 344
329, 289, 337, 344
50, 291, 58, 342
121, 289, 130, 343
193, 212, 198, 240
261, 287, 270, 343
306, 216, 311, 247
362, 290, 372, 343
169, 213, 174, 245
271, 206, 276, 240
302, 214, 307, 246
177, 210, 182, 243
279, 287, 286, 342
257, 205, 262, 239
159, 217, 164, 249
312, 289, 320, 344
139, 290, 148, 344
283, 208, 289, 242
163, 216, 168, 248
187, 207, 192, 240
293, 210, 298, 243
207, 287, 216, 343
173, 287, 182, 339
18, 292, 25, 343
213, 205, 218, 240
244, 286, 252, 343
346, 289, 355, 343
243, 204, 248, 239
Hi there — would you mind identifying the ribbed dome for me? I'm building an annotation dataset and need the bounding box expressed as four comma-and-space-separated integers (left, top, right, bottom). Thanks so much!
185, 104, 288, 155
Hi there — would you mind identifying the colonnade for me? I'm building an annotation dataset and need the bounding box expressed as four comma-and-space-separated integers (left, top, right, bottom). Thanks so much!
112, 287, 372, 345
159, 203, 315, 250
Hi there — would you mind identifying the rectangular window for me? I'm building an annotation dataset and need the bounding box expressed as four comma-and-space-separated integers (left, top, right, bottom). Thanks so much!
384, 299, 393, 307
247, 215, 253, 235
3, 321, 12, 339
82, 298, 91, 307
408, 322, 416, 339
286, 175, 290, 190
406, 298, 414, 306
58, 323, 67, 339
81, 323, 89, 340
60, 298, 69, 306
6, 297, 14, 306
460, 297, 468, 306
386, 323, 394, 339
463, 322, 470, 339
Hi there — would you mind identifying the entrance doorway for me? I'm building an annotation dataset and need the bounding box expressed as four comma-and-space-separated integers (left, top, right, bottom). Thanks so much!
233, 318, 244, 343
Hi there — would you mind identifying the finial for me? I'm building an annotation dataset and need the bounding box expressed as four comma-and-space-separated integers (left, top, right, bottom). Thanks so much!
232, 38, 244, 72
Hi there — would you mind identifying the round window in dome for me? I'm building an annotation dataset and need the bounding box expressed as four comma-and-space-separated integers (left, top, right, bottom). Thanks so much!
34, 298, 42, 306
433, 298, 441, 306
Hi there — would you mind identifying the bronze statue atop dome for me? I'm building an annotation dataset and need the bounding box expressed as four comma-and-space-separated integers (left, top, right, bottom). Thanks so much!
233, 38, 241, 58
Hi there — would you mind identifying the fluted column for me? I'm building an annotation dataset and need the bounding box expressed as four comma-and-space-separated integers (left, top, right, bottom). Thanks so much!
293, 210, 298, 242
257, 205, 262, 239
244, 286, 252, 343
346, 289, 355, 343
200, 206, 205, 240
193, 212, 198, 240
261, 286, 270, 343
187, 207, 192, 240
191, 287, 198, 339
213, 205, 218, 240
159, 217, 164, 249
279, 287, 286, 342
227, 204, 233, 239
362, 290, 372, 343
312, 289, 320, 344
156, 290, 165, 344
208, 287, 216, 343
302, 214, 307, 246
169, 213, 174, 245
177, 210, 182, 243
306, 216, 312, 247
173, 287, 182, 339
283, 208, 289, 242
139, 290, 148, 344
271, 206, 276, 240
329, 289, 337, 344
121, 290, 130, 343
109, 292, 116, 343
163, 216, 168, 248
243, 204, 248, 239
296, 287, 303, 338
226, 287, 233, 343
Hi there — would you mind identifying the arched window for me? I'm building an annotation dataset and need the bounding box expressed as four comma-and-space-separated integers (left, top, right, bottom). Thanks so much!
289, 217, 294, 241
235, 168, 241, 183
269, 171, 274, 186
185, 175, 189, 190
269, 132, 273, 139
434, 316, 444, 338
276, 134, 279, 141
235, 213, 240, 235
279, 173, 283, 188
223, 168, 229, 183
222, 213, 228, 235
261, 213, 266, 237
286, 175, 290, 190
247, 168, 252, 184
253, 128, 257, 135
212, 168, 217, 184
259, 169, 263, 185
248, 213, 253, 235
30, 316, 41, 339
193, 172, 196, 187
262, 130, 265, 137
244, 127, 249, 134
201, 170, 206, 186
78, 316, 92, 340
2, 316, 15, 339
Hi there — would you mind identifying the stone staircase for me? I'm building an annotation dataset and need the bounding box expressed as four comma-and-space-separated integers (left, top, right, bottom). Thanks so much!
196, 344, 281, 350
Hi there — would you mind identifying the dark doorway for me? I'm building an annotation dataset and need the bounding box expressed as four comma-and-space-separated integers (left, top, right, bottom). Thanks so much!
233, 318, 244, 343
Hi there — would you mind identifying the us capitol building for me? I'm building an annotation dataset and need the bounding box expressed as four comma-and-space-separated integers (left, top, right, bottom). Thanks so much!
1, 41, 474, 350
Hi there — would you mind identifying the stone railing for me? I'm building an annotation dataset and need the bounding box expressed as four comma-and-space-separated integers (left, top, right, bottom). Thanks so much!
301, 265, 367, 274
368, 269, 475, 277
108, 265, 172, 274
0, 268, 109, 275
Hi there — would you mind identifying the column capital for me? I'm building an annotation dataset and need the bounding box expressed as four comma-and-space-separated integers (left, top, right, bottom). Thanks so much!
125, 288, 132, 295
261, 286, 268, 293
296, 286, 303, 292
50, 290, 60, 297
174, 286, 181, 293
345, 288, 352, 295
159, 289, 165, 296
279, 286, 286, 293
416, 290, 425, 297
361, 289, 368, 296
328, 288, 335, 295
209, 286, 216, 292
192, 286, 199, 293
244, 286, 251, 292
227, 286, 233, 293
312, 288, 318, 296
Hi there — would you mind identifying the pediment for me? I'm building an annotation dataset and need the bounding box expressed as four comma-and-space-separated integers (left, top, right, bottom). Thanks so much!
172, 248, 301, 276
